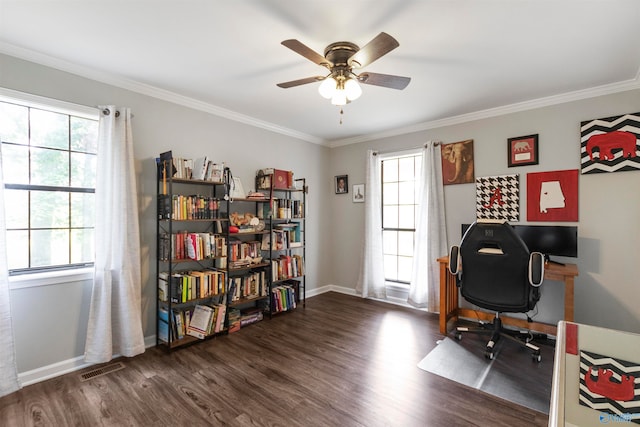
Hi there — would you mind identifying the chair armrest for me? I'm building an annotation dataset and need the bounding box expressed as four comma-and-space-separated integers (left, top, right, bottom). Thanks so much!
448, 245, 460, 275
529, 251, 545, 287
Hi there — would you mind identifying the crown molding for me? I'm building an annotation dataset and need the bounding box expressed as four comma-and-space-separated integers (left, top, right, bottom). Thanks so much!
0, 42, 325, 145
327, 76, 640, 148
3, 42, 638, 149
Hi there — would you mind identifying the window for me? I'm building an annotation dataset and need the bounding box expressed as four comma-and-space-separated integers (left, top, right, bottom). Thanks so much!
381, 152, 422, 285
0, 93, 99, 275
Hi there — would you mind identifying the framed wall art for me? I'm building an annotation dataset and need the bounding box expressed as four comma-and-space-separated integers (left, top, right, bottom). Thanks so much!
335, 175, 348, 194
441, 139, 475, 185
508, 134, 539, 167
352, 184, 365, 203
526, 169, 578, 222
580, 112, 640, 174
475, 174, 520, 221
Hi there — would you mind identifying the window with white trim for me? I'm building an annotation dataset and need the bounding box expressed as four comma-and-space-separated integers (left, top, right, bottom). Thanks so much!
0, 93, 98, 275
381, 151, 422, 285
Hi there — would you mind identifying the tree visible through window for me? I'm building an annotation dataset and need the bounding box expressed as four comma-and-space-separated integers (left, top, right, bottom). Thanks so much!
0, 99, 98, 274
381, 152, 422, 284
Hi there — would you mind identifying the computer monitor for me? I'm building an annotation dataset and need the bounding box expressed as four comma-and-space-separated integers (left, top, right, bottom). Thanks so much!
461, 223, 578, 263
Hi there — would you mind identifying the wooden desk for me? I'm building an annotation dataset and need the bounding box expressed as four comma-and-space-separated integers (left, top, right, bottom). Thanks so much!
437, 256, 578, 336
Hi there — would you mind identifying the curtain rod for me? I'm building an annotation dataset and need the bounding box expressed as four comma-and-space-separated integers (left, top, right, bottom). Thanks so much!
372, 141, 440, 156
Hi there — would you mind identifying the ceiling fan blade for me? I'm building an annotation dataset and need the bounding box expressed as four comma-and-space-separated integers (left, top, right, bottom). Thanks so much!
348, 32, 399, 69
277, 76, 325, 88
281, 39, 332, 68
357, 72, 411, 90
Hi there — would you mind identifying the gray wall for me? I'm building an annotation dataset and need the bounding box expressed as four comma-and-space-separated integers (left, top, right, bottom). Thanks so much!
1, 53, 332, 375
2, 52, 639, 381
329, 89, 640, 334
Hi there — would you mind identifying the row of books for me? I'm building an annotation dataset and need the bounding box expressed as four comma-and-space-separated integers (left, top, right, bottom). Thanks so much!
229, 240, 262, 267
271, 255, 305, 282
228, 271, 269, 302
159, 232, 227, 263
271, 284, 297, 313
158, 194, 223, 220
255, 199, 304, 220
167, 156, 225, 182
185, 303, 227, 339
159, 269, 227, 304
261, 226, 302, 251
157, 303, 226, 342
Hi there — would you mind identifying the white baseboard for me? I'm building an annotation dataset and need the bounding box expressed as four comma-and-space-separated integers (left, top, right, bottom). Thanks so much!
18, 287, 420, 387
18, 335, 157, 387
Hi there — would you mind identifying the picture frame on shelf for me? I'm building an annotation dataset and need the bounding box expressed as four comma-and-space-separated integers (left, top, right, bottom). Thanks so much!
335, 175, 348, 194
508, 134, 539, 167
352, 184, 365, 203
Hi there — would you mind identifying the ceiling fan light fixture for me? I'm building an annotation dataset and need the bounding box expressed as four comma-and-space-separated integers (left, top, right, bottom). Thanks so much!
318, 77, 337, 99
331, 90, 347, 106
344, 78, 362, 101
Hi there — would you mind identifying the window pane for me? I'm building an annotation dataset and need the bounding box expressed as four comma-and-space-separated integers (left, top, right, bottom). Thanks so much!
397, 256, 413, 282
0, 103, 28, 145
383, 230, 398, 255
382, 205, 398, 228
398, 181, 415, 204
71, 229, 94, 263
71, 152, 96, 187
382, 158, 398, 182
32, 229, 69, 267
71, 193, 94, 228
414, 155, 422, 174
397, 231, 414, 256
31, 191, 69, 228
382, 182, 398, 205
398, 205, 415, 229
6, 230, 28, 270
398, 157, 415, 181
31, 147, 69, 186
30, 108, 69, 149
383, 255, 397, 281
70, 116, 98, 153
1, 143, 29, 185
4, 189, 28, 228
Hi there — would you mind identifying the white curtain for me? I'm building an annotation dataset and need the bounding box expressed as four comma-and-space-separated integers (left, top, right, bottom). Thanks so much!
84, 107, 145, 363
356, 150, 386, 299
0, 145, 21, 397
408, 142, 448, 311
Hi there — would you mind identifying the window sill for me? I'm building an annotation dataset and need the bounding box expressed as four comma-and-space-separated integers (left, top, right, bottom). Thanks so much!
9, 268, 94, 290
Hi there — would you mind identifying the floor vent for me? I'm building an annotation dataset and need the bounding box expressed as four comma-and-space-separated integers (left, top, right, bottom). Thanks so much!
79, 362, 125, 381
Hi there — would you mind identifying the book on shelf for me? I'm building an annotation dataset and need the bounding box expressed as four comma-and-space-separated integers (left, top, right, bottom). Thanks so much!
193, 156, 209, 181
213, 303, 226, 333
187, 304, 215, 339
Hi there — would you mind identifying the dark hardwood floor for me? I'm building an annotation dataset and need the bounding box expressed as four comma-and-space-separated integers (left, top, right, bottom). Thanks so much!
0, 292, 550, 426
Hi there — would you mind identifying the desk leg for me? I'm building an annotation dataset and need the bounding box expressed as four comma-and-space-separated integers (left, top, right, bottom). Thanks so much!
565, 276, 575, 322
439, 262, 447, 334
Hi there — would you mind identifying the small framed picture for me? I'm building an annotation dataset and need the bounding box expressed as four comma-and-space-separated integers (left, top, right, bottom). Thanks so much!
508, 134, 539, 167
335, 175, 348, 194
352, 184, 365, 203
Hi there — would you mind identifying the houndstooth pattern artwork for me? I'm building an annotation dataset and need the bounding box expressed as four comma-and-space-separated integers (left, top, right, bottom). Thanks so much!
476, 174, 520, 221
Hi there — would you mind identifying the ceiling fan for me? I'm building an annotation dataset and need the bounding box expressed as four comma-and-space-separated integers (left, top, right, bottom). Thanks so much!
277, 32, 411, 106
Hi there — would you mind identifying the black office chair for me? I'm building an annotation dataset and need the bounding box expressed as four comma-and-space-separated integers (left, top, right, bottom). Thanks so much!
448, 220, 545, 361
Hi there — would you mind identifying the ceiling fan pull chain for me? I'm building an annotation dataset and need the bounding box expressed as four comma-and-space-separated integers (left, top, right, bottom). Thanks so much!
339, 107, 344, 125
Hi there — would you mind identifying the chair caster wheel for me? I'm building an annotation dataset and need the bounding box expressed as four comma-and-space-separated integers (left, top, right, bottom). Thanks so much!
532, 352, 541, 363
455, 332, 462, 341
485, 351, 494, 360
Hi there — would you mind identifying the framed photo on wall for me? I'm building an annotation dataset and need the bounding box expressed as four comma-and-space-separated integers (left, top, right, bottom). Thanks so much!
352, 184, 365, 202
335, 175, 348, 194
508, 134, 539, 167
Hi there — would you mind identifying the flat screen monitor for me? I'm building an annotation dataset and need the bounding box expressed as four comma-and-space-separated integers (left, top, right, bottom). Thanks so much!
461, 223, 578, 261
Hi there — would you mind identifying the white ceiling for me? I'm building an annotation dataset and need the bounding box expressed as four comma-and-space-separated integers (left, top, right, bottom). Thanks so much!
1, 1, 640, 146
